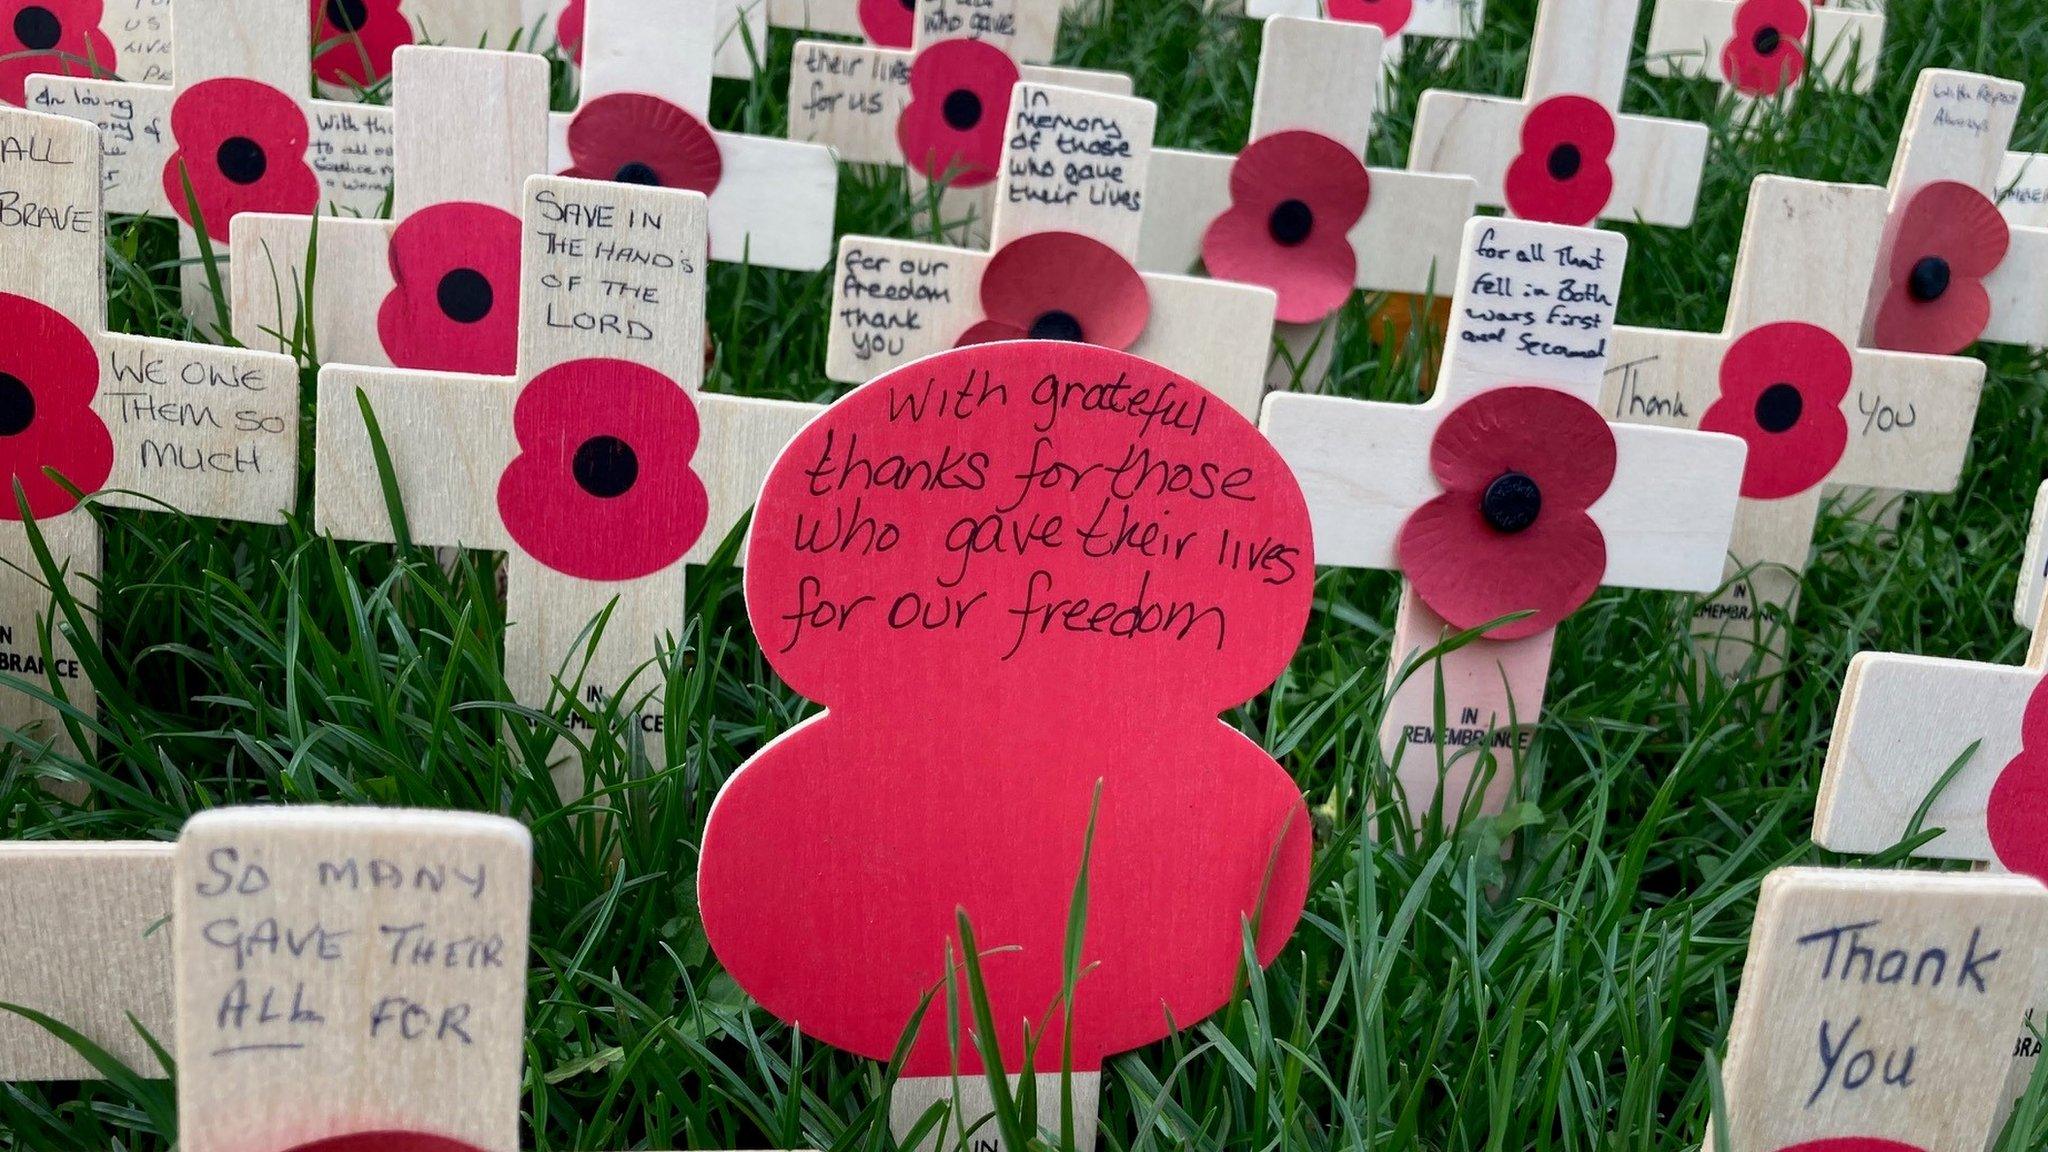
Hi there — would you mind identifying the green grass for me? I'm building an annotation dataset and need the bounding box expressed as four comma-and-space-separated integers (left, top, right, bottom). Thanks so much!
7, 0, 2048, 1148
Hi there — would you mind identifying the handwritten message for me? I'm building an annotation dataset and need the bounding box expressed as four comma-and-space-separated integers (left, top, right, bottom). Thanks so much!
108, 0, 173, 82
1453, 223, 1625, 385
25, 78, 168, 212
999, 86, 1146, 227
790, 41, 904, 147
526, 183, 703, 356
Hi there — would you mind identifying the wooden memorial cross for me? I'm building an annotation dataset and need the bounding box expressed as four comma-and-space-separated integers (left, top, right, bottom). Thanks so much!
1260, 217, 1744, 827
824, 82, 1279, 421
0, 0, 170, 107
316, 174, 819, 782
1815, 482, 2048, 1128
546, 0, 768, 81
230, 45, 549, 373
1644, 0, 1881, 103
701, 338, 1317, 1152
785, 0, 1127, 241
1409, 0, 1709, 229
0, 106, 297, 765
24, 0, 398, 317
1712, 867, 2048, 1152
1136, 16, 1477, 387
1599, 176, 1984, 683
1237, 0, 1485, 80
551, 0, 837, 274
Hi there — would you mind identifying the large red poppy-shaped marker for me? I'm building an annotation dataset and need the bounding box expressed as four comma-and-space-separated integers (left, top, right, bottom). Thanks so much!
701, 342, 1315, 1077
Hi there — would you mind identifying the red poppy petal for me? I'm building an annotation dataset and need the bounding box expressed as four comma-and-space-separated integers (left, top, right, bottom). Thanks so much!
378, 202, 522, 375
1502, 97, 1617, 226
955, 319, 1028, 346
1398, 495, 1606, 641
1892, 181, 2011, 279
163, 79, 319, 243
1989, 758, 2048, 885
1521, 95, 1617, 159
498, 358, 709, 581
564, 94, 724, 196
1428, 387, 1618, 510
310, 0, 413, 87
0, 2, 115, 104
1771, 1142, 1929, 1152
858, 0, 914, 48
1228, 131, 1371, 226
1871, 280, 1991, 356
282, 1132, 492, 1152
1701, 322, 1854, 500
1323, 0, 1412, 34
979, 233, 1150, 350
1201, 205, 1357, 325
897, 39, 1018, 189
557, 0, 585, 62
0, 293, 112, 518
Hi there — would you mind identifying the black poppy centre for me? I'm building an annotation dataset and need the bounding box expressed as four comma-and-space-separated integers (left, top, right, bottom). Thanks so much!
0, 373, 36, 438
1481, 471, 1542, 534
216, 136, 268, 186
1908, 255, 1952, 303
324, 0, 369, 31
574, 434, 640, 499
1027, 310, 1085, 342
614, 161, 662, 186
1752, 24, 1782, 56
1267, 198, 1314, 247
436, 268, 494, 325
1547, 143, 1582, 182
1754, 382, 1803, 433
12, 6, 62, 51
942, 89, 983, 132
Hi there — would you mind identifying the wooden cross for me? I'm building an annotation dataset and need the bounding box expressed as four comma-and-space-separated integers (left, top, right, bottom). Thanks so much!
1861, 69, 2048, 354
1644, 0, 1881, 101
785, 0, 1126, 240
1136, 16, 1477, 387
1410, 0, 1709, 229
1816, 481, 2048, 1130
315, 174, 820, 785
0, 106, 298, 769
702, 338, 1317, 1152
232, 45, 551, 372
0, 805, 530, 1138
23, 0, 398, 317
543, 0, 771, 81
552, 0, 838, 273
1711, 867, 2048, 1152
1600, 176, 1985, 684
1260, 216, 1744, 827
823, 82, 1279, 420
1997, 147, 2048, 230
1237, 0, 1485, 79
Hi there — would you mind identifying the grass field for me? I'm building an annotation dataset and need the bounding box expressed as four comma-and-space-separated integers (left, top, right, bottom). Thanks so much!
7, 0, 2048, 1148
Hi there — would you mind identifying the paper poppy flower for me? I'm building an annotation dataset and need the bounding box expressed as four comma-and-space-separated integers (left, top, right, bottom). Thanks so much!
857, 0, 913, 47
283, 1133, 491, 1152
1503, 95, 1617, 226
896, 38, 1018, 189
1987, 675, 2048, 885
162, 77, 320, 243
1698, 322, 1851, 501
557, 0, 584, 64
309, 0, 412, 88
0, 0, 115, 105
377, 201, 521, 376
0, 293, 113, 519
957, 232, 1150, 349
1200, 131, 1369, 325
1770, 1141, 1929, 1152
1396, 386, 1615, 641
1323, 0, 1412, 34
1870, 181, 2011, 356
497, 358, 709, 582
562, 93, 723, 195
1721, 0, 1808, 97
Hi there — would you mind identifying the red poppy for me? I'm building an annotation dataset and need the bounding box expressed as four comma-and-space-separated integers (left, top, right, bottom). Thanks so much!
1988, 675, 2048, 885
309, 0, 413, 88
497, 358, 709, 581
0, 0, 115, 106
557, 0, 584, 64
857, 0, 914, 47
957, 232, 1150, 349
1503, 95, 1616, 226
1721, 0, 1808, 97
1323, 0, 1412, 34
1699, 322, 1851, 501
377, 202, 521, 375
896, 38, 1018, 189
162, 77, 320, 243
1870, 181, 2010, 356
562, 93, 723, 195
0, 293, 113, 519
284, 1133, 491, 1152
1770, 1141, 1929, 1152
1397, 386, 1615, 641
1200, 131, 1370, 324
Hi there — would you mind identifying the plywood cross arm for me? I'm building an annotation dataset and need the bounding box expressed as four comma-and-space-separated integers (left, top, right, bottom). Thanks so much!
1593, 423, 1744, 590
392, 45, 552, 218
313, 366, 520, 551
1998, 150, 2048, 227
1824, 347, 1982, 492
1980, 224, 2048, 346
1257, 394, 1436, 571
